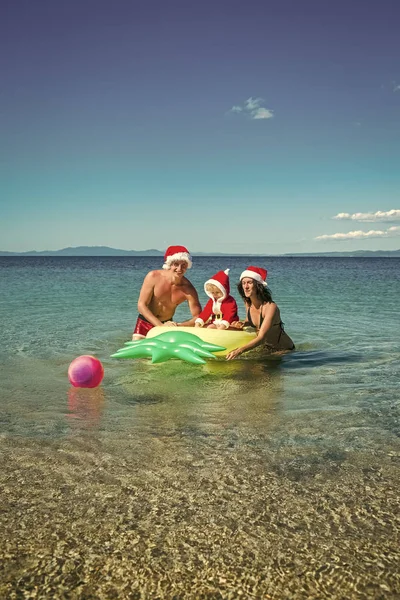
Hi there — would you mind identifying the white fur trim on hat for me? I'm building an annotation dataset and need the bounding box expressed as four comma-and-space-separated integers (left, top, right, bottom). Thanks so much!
163, 252, 192, 270
240, 270, 268, 286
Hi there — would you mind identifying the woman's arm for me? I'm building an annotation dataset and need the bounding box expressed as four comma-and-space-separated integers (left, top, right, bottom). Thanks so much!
226, 303, 277, 360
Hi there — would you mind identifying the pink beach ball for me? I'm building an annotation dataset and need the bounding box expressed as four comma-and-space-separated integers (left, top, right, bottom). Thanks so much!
68, 355, 104, 388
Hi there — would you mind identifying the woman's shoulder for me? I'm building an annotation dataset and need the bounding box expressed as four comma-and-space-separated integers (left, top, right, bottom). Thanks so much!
261, 301, 277, 314
262, 300, 277, 308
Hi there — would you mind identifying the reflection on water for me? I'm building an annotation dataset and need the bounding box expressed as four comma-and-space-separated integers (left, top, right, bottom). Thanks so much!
110, 358, 285, 441
67, 386, 105, 427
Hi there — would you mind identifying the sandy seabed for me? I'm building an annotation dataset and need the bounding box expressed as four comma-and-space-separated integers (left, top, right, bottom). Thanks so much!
1, 419, 399, 600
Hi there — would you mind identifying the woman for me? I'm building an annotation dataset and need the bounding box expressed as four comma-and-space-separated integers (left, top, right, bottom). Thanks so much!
226, 266, 294, 360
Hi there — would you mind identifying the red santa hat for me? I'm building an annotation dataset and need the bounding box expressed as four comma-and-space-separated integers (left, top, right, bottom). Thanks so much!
204, 268, 230, 300
240, 266, 268, 287
162, 245, 192, 270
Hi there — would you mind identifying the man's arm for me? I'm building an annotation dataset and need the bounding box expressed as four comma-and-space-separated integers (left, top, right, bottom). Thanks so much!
177, 286, 202, 327
137, 272, 165, 327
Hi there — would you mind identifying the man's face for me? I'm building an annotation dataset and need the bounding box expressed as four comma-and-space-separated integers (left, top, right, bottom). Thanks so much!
170, 260, 188, 276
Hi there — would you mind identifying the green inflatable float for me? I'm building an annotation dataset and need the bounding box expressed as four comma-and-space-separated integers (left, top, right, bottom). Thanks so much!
111, 327, 257, 365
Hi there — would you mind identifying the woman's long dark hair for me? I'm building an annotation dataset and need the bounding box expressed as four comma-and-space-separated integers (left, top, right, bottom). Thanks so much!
237, 279, 273, 306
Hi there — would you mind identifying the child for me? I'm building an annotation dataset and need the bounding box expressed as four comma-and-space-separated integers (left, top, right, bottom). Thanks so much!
195, 269, 239, 329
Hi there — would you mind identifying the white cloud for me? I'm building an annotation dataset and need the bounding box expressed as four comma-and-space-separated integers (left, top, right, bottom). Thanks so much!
244, 97, 263, 111
393, 82, 400, 92
228, 97, 274, 120
333, 209, 400, 222
252, 107, 274, 120
316, 226, 400, 241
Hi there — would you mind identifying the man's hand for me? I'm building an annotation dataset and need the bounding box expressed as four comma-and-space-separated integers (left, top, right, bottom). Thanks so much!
164, 321, 178, 327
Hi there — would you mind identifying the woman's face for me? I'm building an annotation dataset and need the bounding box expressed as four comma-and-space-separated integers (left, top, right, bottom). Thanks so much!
241, 277, 255, 297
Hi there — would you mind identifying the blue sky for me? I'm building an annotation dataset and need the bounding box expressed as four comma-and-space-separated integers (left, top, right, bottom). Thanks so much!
1, 0, 399, 253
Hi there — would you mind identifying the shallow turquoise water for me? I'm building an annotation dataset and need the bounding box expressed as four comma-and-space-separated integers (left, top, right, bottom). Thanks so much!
1, 256, 399, 441
1, 256, 399, 597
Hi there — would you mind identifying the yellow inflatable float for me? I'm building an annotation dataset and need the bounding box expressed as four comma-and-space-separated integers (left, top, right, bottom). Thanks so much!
147, 326, 256, 357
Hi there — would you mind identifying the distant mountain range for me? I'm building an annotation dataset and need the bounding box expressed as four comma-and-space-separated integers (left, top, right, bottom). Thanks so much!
0, 246, 399, 257
0, 246, 164, 257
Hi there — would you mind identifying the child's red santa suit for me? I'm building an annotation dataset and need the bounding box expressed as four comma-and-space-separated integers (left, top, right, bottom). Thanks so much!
195, 269, 239, 329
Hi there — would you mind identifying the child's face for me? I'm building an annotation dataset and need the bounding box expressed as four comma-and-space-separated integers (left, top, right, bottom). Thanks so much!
205, 284, 223, 299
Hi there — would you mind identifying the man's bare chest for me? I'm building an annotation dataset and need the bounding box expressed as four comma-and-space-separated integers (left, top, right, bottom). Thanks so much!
153, 282, 186, 304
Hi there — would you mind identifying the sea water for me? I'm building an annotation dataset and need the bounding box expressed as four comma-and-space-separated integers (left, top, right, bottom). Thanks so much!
1, 256, 399, 598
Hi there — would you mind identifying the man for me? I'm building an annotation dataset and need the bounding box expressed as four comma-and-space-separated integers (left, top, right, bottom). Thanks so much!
132, 245, 202, 340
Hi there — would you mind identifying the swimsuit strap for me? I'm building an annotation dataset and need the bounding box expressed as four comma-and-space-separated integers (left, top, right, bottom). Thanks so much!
247, 304, 284, 331
246, 307, 254, 328
247, 306, 264, 329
